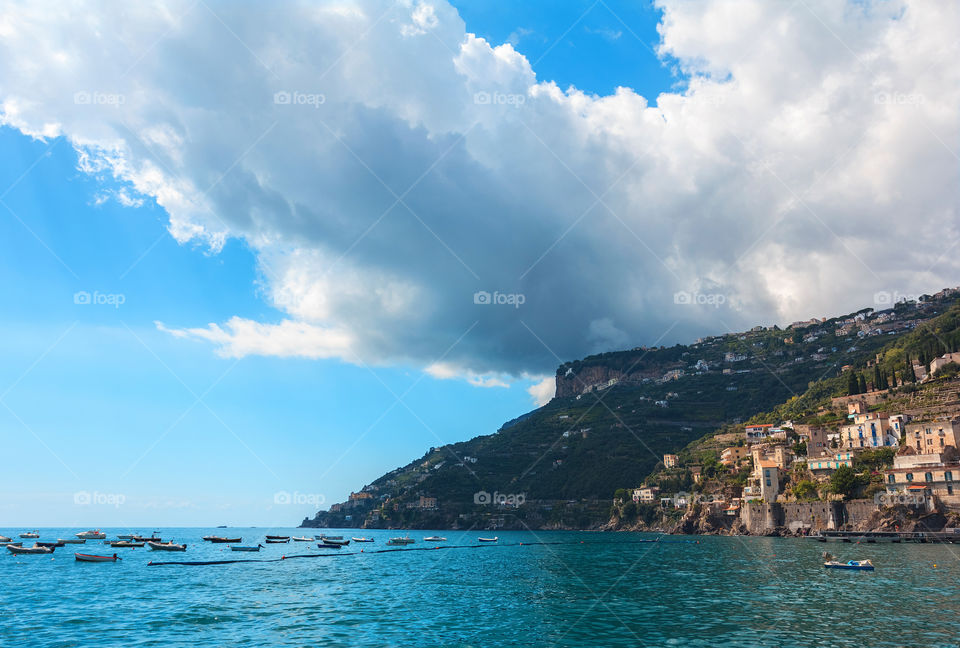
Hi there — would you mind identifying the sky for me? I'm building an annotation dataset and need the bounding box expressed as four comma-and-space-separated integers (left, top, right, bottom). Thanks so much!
0, 0, 957, 526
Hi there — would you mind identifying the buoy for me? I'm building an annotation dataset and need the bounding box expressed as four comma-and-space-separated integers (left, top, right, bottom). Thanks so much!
934, 563, 938, 568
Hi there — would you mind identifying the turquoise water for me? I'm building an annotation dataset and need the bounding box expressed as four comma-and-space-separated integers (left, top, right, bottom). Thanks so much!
2, 528, 959, 647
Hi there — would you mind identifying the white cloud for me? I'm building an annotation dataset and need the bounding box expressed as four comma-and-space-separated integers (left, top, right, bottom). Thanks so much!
527, 375, 556, 406
0, 0, 957, 386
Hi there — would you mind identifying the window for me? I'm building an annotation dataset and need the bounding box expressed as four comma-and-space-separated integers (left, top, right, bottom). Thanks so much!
925, 472, 933, 482
888, 474, 896, 484
946, 471, 953, 482
906, 473, 914, 482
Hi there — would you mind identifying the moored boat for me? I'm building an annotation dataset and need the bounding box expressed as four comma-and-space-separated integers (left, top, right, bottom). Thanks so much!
231, 544, 263, 552
116, 534, 137, 540
265, 535, 290, 540
478, 537, 499, 542
58, 538, 86, 544
387, 536, 415, 546
316, 535, 343, 541
317, 542, 343, 549
203, 536, 242, 543
19, 530, 39, 539
8, 544, 54, 554
423, 536, 447, 542
0, 535, 12, 543
132, 535, 161, 542
147, 541, 186, 551
76, 530, 106, 539
75, 553, 120, 562
824, 559, 874, 571
351, 537, 374, 542
291, 536, 312, 542
36, 541, 64, 548
110, 541, 144, 548
265, 538, 289, 544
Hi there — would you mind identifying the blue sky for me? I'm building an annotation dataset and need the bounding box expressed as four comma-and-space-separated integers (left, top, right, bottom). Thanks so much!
0, 0, 956, 526
0, 3, 678, 527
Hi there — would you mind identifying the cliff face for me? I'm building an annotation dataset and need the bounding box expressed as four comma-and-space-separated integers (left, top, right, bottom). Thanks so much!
555, 365, 625, 398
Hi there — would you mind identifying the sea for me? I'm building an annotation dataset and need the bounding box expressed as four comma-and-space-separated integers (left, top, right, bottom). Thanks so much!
1, 528, 959, 647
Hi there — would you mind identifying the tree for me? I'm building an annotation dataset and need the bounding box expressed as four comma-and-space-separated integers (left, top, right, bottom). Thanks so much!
621, 500, 638, 520
847, 371, 861, 395
858, 374, 868, 394
792, 480, 819, 501
792, 441, 808, 457
830, 465, 861, 499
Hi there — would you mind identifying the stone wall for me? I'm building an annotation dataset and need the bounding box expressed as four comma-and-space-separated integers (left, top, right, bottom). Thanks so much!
740, 499, 881, 534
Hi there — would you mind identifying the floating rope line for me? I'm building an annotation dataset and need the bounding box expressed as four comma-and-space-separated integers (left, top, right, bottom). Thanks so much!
146, 539, 694, 567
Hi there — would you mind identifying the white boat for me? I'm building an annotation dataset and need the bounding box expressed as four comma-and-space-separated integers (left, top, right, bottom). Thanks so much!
19, 530, 39, 539
351, 537, 375, 543
478, 537, 498, 542
116, 534, 137, 540
387, 536, 415, 545
58, 538, 86, 544
291, 536, 312, 542
147, 541, 187, 551
76, 530, 106, 539
423, 536, 447, 542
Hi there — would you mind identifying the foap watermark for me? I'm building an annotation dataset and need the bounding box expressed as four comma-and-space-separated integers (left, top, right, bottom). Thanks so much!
74, 290, 125, 308
74, 491, 126, 508
274, 491, 325, 507
874, 91, 925, 106
473, 290, 525, 308
874, 491, 927, 507
874, 290, 922, 306
474, 490, 526, 507
674, 290, 726, 308
274, 90, 325, 108
74, 90, 126, 107
473, 91, 526, 107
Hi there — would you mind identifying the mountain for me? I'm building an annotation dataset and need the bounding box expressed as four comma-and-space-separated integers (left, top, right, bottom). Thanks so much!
301, 288, 960, 530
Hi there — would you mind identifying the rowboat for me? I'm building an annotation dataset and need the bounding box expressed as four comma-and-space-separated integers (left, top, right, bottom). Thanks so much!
317, 542, 343, 549
291, 536, 312, 542
265, 535, 290, 540
203, 536, 242, 543
265, 538, 289, 544
75, 553, 120, 562
8, 544, 54, 554
19, 530, 39, 539
76, 530, 106, 539
387, 536, 415, 546
58, 538, 86, 544
117, 534, 137, 540
824, 560, 874, 571
315, 535, 343, 541
132, 536, 161, 542
147, 541, 186, 551
423, 536, 447, 542
231, 544, 263, 552
110, 541, 144, 548
5, 542, 22, 547
0, 535, 12, 543
478, 537, 499, 542
36, 541, 64, 548
351, 537, 375, 543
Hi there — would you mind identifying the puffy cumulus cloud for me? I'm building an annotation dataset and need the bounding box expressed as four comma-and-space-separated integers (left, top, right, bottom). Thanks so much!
1, 0, 958, 385
527, 376, 556, 407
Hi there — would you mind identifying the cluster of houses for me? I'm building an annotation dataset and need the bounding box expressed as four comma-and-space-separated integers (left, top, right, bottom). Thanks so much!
631, 399, 960, 515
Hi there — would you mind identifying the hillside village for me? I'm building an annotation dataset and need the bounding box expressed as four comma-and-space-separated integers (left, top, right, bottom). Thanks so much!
618, 352, 960, 535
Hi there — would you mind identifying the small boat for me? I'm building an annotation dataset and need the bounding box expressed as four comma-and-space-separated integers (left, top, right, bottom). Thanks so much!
58, 538, 86, 544
147, 541, 186, 551
36, 541, 64, 548
0, 535, 12, 543
291, 536, 312, 542
317, 542, 343, 549
75, 553, 120, 562
231, 544, 263, 552
116, 534, 137, 540
5, 542, 23, 547
265, 538, 289, 544
8, 544, 54, 554
387, 536, 415, 546
76, 530, 106, 539
110, 541, 144, 548
132, 535, 161, 542
19, 530, 39, 539
824, 560, 874, 571
478, 537, 499, 542
265, 535, 290, 540
351, 537, 375, 543
423, 536, 447, 542
315, 535, 343, 541
203, 536, 242, 543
